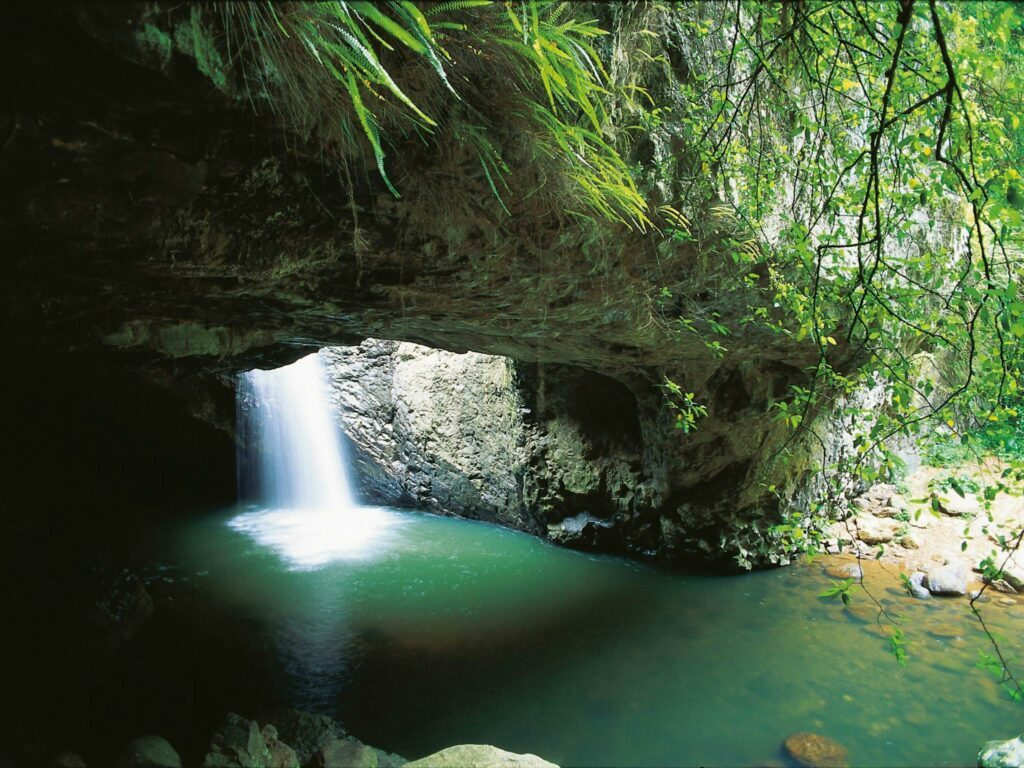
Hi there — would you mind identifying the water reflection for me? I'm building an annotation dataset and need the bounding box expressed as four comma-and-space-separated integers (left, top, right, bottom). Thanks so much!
227, 505, 405, 570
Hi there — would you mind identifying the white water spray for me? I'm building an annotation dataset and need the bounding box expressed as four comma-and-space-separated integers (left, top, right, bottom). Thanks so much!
231, 352, 399, 569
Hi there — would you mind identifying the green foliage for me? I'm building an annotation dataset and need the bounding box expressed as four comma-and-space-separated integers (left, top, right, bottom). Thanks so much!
819, 578, 858, 606
978, 649, 1024, 702
889, 627, 909, 667
214, 1, 650, 226
662, 377, 708, 434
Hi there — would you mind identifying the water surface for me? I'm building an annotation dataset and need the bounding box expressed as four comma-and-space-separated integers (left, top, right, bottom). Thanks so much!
166, 505, 1023, 767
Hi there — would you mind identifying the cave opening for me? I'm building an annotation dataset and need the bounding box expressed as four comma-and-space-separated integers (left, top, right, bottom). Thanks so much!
1, 342, 1021, 768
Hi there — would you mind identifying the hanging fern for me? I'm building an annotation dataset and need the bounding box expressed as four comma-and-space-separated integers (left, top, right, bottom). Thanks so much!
212, 1, 649, 228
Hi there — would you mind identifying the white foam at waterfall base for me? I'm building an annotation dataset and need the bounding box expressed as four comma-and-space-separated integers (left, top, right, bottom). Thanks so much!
231, 352, 401, 569
228, 505, 402, 570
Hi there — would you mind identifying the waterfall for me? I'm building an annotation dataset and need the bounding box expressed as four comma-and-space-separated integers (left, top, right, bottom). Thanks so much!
231, 352, 399, 569
237, 353, 356, 512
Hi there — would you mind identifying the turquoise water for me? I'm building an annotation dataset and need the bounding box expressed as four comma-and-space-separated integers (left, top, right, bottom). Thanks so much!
172, 506, 1023, 767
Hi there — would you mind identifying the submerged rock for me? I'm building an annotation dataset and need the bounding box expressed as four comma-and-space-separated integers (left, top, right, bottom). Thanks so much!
979, 734, 1024, 767
90, 570, 155, 647
783, 732, 848, 768
405, 745, 558, 768
925, 563, 969, 596
114, 736, 181, 767
824, 562, 863, 580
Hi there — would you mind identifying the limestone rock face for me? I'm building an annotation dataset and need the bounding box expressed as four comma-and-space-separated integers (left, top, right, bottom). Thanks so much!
406, 745, 559, 768
322, 342, 653, 541
321, 340, 852, 566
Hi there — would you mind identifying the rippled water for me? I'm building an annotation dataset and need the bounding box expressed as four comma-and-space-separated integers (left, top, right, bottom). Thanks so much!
166, 505, 1024, 767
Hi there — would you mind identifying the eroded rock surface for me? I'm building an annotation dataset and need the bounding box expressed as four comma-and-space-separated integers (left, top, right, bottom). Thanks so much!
405, 745, 558, 768
321, 340, 843, 565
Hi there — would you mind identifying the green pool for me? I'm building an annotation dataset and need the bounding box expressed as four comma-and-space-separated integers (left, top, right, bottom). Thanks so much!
163, 504, 1024, 767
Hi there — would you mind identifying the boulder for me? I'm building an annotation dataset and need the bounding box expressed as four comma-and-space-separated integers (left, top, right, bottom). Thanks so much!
988, 578, 1019, 595
114, 736, 182, 768
268, 710, 347, 767
888, 493, 909, 511
313, 739, 378, 768
855, 517, 898, 545
202, 714, 299, 768
862, 483, 898, 503
1001, 556, 1024, 593
925, 563, 969, 596
897, 534, 919, 550
907, 572, 931, 600
979, 734, 1024, 768
852, 497, 875, 513
937, 493, 980, 517
783, 732, 848, 768
405, 745, 559, 768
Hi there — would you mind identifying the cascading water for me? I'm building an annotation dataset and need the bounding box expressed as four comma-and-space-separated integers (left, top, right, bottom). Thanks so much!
230, 352, 399, 569
236, 354, 355, 512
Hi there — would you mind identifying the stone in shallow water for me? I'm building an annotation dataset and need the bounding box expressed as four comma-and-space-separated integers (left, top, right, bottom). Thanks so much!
989, 578, 1019, 595
907, 572, 931, 600
114, 735, 182, 767
782, 732, 848, 768
824, 562, 863, 580
925, 563, 969, 596
979, 734, 1024, 768
405, 745, 559, 768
